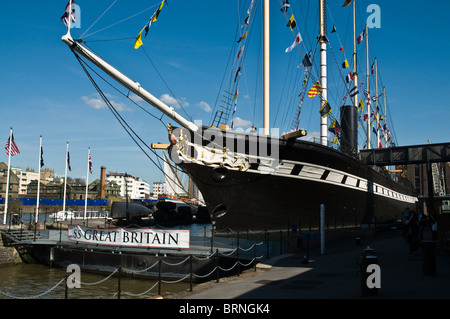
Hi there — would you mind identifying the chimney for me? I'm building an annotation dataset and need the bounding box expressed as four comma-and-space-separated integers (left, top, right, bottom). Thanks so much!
99, 166, 106, 199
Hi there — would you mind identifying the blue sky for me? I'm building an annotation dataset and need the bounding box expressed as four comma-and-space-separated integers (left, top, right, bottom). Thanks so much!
1, 0, 450, 187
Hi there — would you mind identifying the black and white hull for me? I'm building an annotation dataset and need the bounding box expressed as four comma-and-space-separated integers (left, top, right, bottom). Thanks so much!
169, 126, 417, 231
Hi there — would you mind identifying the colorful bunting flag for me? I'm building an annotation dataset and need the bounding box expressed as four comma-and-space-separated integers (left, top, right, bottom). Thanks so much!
357, 29, 365, 45
237, 31, 248, 43
134, 0, 167, 49
308, 82, 322, 98
319, 101, 332, 118
342, 59, 349, 69
358, 99, 364, 112
328, 119, 342, 135
349, 86, 359, 97
342, 0, 352, 7
345, 72, 354, 83
287, 15, 296, 30
234, 67, 242, 82
281, 0, 290, 13
285, 33, 302, 53
237, 45, 245, 59
299, 51, 312, 68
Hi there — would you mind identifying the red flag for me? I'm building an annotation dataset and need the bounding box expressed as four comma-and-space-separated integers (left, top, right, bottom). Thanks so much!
357, 29, 365, 45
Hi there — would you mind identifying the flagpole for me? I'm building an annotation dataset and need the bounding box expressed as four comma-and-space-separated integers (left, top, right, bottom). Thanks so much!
36, 135, 42, 223
353, 0, 359, 148
84, 147, 90, 220
3, 127, 13, 225
66, 0, 72, 37
63, 142, 69, 216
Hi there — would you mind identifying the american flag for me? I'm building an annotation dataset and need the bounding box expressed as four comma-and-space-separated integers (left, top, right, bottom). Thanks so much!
5, 134, 20, 156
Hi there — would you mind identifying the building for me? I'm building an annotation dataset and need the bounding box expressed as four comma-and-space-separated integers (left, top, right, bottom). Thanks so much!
0, 162, 19, 198
11, 168, 39, 195
106, 172, 151, 200
152, 181, 165, 198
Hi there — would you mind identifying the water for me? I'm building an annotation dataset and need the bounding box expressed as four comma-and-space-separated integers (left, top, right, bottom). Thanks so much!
0, 263, 192, 299
0, 221, 214, 300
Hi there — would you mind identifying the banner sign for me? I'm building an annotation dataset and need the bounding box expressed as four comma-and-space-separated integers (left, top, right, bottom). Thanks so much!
68, 225, 190, 249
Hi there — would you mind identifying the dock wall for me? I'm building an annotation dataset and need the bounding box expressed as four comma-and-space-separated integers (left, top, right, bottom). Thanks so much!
0, 233, 22, 267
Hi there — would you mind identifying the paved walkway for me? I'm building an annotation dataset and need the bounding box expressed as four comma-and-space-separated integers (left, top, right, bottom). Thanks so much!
183, 228, 450, 299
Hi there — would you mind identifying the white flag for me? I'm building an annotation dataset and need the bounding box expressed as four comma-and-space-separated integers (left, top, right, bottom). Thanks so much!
285, 33, 302, 53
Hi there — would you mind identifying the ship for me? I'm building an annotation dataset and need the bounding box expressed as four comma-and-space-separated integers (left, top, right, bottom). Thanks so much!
61, 0, 417, 231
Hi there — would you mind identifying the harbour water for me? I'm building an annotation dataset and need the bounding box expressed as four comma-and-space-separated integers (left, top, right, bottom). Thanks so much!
0, 263, 192, 299
0, 214, 214, 299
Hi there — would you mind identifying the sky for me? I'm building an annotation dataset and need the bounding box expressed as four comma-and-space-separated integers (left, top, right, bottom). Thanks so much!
1, 0, 450, 188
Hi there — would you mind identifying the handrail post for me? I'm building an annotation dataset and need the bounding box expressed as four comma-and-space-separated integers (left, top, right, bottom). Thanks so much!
253, 243, 257, 272
237, 231, 240, 276
65, 274, 69, 299
158, 258, 162, 296
189, 254, 193, 292
215, 249, 219, 283
117, 266, 121, 299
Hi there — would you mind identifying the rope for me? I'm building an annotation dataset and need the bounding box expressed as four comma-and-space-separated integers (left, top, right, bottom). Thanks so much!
80, 0, 119, 39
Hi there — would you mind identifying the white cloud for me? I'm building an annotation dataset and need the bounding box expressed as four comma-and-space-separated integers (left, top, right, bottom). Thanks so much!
233, 117, 252, 129
196, 101, 211, 112
82, 93, 132, 112
160, 94, 189, 109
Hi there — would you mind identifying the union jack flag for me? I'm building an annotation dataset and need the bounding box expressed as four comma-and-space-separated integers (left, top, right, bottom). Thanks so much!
89, 154, 93, 174
61, 0, 76, 27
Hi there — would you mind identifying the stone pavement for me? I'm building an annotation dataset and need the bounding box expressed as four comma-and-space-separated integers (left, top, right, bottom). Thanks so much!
183, 228, 450, 299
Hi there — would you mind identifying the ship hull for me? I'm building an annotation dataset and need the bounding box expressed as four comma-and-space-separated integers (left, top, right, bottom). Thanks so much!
169, 127, 417, 231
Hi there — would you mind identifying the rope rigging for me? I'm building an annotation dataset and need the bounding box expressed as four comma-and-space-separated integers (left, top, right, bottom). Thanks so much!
72, 51, 191, 201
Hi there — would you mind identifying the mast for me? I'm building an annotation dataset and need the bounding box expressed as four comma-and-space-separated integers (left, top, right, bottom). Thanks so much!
263, 0, 270, 136
352, 0, 360, 149
61, 35, 198, 132
383, 86, 387, 146
365, 23, 370, 149
375, 57, 380, 148
319, 0, 328, 146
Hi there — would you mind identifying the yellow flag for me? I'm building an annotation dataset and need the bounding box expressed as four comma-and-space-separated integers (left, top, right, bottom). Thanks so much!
308, 81, 322, 98
358, 99, 364, 112
134, 27, 145, 49
152, 0, 166, 23
342, 59, 349, 69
